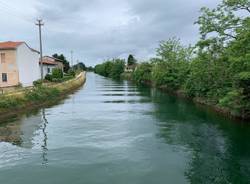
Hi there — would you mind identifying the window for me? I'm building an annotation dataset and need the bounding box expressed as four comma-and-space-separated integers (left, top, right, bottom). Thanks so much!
1, 53, 5, 63
47, 68, 51, 73
2, 73, 7, 82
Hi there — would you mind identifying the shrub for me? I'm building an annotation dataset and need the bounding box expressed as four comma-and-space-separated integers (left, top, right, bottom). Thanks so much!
52, 68, 63, 79
0, 96, 24, 109
45, 74, 53, 81
25, 86, 60, 102
68, 69, 76, 77
33, 79, 43, 87
132, 62, 152, 83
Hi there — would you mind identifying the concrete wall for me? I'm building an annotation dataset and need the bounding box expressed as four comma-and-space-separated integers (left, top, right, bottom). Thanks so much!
0, 50, 19, 87
16, 44, 40, 87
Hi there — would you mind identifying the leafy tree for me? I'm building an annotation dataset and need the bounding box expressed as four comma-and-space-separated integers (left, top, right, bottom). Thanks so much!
72, 62, 86, 71
52, 54, 70, 73
94, 59, 125, 79
110, 59, 125, 79
132, 62, 152, 83
127, 54, 137, 66
156, 37, 193, 63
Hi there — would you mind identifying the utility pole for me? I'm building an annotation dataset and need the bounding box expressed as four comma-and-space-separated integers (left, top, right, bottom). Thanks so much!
70, 50, 74, 67
36, 19, 44, 79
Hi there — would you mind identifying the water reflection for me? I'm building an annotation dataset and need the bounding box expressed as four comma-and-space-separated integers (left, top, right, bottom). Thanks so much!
143, 87, 250, 184
0, 109, 49, 165
41, 109, 48, 165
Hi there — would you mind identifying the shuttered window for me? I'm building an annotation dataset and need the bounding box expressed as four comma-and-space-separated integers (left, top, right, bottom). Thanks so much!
2, 73, 7, 82
1, 53, 5, 63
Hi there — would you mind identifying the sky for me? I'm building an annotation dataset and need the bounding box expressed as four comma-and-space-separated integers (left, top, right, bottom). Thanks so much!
0, 0, 221, 66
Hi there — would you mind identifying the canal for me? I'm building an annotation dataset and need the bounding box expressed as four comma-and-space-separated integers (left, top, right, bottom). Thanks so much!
0, 72, 250, 184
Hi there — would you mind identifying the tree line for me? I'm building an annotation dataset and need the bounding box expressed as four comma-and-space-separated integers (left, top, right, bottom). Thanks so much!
95, 0, 250, 119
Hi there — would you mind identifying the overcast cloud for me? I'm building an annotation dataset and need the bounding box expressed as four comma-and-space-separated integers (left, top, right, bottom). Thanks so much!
0, 0, 220, 66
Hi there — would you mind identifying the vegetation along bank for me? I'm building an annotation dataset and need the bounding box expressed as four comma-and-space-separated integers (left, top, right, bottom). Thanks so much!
94, 0, 250, 121
0, 72, 86, 119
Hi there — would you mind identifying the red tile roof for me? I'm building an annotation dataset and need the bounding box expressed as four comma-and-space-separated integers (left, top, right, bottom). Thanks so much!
0, 41, 24, 49
0, 41, 39, 53
40, 57, 58, 65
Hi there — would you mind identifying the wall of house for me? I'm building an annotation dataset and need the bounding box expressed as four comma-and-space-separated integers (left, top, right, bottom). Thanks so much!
42, 64, 57, 77
16, 44, 40, 87
0, 50, 19, 87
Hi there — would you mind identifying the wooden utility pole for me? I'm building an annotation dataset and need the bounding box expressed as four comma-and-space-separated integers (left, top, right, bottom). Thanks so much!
36, 19, 44, 79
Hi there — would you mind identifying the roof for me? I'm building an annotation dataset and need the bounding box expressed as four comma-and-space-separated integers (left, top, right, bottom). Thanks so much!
0, 41, 39, 53
0, 41, 24, 49
43, 55, 64, 62
40, 56, 58, 65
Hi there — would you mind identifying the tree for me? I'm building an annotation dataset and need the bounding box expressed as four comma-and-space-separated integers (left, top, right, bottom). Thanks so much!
196, 0, 249, 42
72, 62, 86, 71
52, 54, 70, 73
156, 37, 193, 63
127, 54, 137, 66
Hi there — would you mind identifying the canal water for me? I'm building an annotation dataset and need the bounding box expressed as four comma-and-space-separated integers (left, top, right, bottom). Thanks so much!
0, 73, 250, 184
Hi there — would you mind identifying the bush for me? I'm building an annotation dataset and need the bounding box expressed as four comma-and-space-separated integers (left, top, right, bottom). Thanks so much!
62, 75, 74, 81
33, 79, 43, 87
68, 69, 76, 77
45, 74, 53, 81
132, 62, 152, 83
52, 78, 64, 83
25, 86, 60, 102
52, 68, 63, 79
0, 96, 24, 109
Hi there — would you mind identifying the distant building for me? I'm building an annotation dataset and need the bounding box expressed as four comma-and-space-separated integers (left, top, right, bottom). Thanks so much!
0, 41, 40, 87
124, 64, 137, 73
41, 56, 64, 77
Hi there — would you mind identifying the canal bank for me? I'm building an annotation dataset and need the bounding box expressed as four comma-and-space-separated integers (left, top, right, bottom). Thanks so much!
0, 72, 86, 119
121, 73, 250, 122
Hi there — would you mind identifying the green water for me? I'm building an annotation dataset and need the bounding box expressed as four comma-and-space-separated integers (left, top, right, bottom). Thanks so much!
0, 73, 250, 184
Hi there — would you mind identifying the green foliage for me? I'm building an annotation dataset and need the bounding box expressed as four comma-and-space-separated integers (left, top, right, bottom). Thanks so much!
68, 69, 76, 77
25, 86, 60, 102
33, 79, 43, 87
52, 53, 70, 73
52, 68, 63, 79
110, 59, 125, 79
45, 74, 53, 81
157, 37, 193, 62
127, 54, 137, 66
152, 61, 189, 90
132, 62, 152, 83
72, 62, 86, 71
0, 96, 24, 109
94, 59, 125, 79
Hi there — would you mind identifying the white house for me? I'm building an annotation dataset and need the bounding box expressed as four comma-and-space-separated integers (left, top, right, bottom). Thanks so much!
41, 56, 64, 77
0, 41, 40, 87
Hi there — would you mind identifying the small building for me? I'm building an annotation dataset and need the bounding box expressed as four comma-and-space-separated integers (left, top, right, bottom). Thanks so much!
0, 41, 40, 87
41, 56, 64, 77
124, 64, 137, 73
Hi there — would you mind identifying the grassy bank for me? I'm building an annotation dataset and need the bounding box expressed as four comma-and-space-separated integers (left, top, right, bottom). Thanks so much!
121, 71, 249, 121
0, 72, 86, 119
